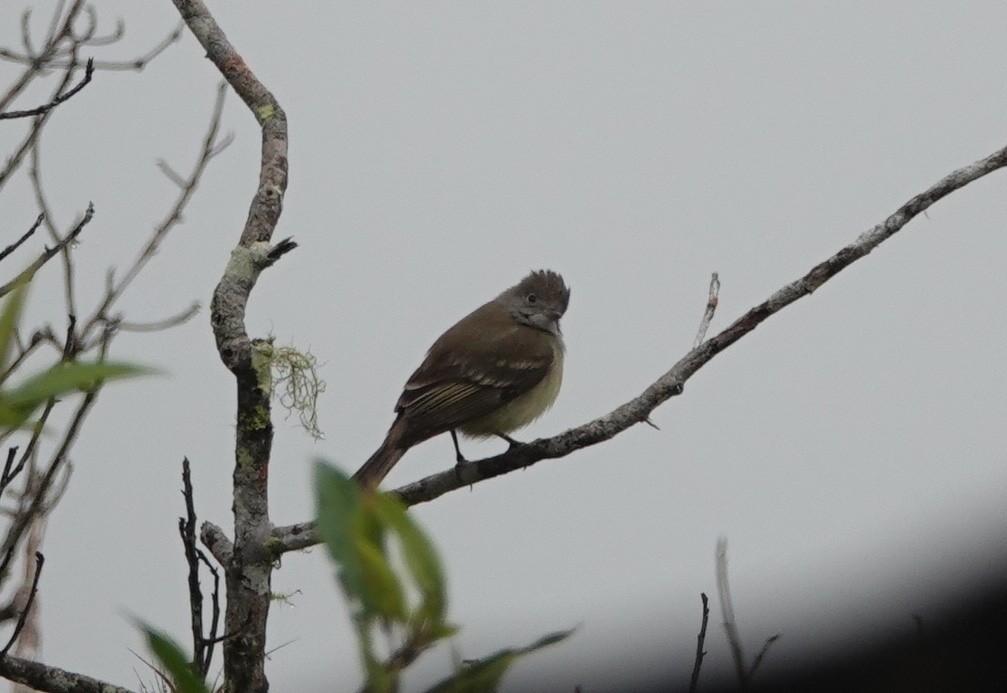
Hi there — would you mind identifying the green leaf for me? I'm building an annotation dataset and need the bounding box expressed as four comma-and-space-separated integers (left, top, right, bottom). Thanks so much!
373, 492, 448, 623
362, 656, 398, 693
139, 624, 211, 693
0, 361, 151, 429
425, 629, 575, 693
0, 282, 27, 379
354, 530, 408, 619
315, 460, 407, 620
352, 609, 402, 693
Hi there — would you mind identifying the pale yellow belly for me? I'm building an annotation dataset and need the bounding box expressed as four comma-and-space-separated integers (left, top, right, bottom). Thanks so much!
459, 341, 564, 437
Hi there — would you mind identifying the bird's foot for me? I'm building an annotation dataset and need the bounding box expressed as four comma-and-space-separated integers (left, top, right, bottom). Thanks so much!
495, 432, 522, 450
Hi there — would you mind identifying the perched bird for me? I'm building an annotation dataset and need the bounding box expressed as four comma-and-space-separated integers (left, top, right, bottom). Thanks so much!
353, 270, 570, 488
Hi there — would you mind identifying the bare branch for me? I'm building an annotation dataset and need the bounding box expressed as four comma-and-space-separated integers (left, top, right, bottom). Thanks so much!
273, 141, 1007, 552
2, 328, 61, 383
714, 539, 780, 689
748, 633, 781, 679
0, 21, 183, 72
716, 538, 747, 689
0, 654, 135, 693
117, 302, 201, 333
0, 215, 44, 265
29, 134, 78, 317
0, 57, 93, 120
0, 47, 81, 192
198, 550, 222, 673
693, 273, 720, 347
688, 592, 709, 693
1, 0, 171, 68
0, 203, 93, 300
178, 459, 204, 667
199, 521, 232, 566
178, 458, 219, 679
79, 82, 228, 344
170, 1, 290, 690
388, 141, 1007, 505
0, 449, 18, 493
1, 552, 43, 656
0, 388, 98, 586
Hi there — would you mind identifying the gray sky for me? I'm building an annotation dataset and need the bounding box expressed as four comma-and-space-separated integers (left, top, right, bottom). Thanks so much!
3, 2, 1007, 691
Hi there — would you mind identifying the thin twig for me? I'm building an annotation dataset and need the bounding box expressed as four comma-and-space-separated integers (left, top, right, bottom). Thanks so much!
716, 538, 748, 690
0, 448, 17, 492
117, 302, 201, 333
0, 203, 93, 300
197, 549, 222, 669
178, 457, 217, 678
0, 1, 85, 114
0, 57, 94, 120
0, 384, 99, 585
0, 215, 44, 264
178, 459, 204, 667
748, 633, 781, 679
0, 3, 86, 191
0, 21, 183, 72
693, 273, 720, 347
688, 592, 710, 693
0, 551, 44, 656
28, 130, 77, 318
79, 82, 228, 343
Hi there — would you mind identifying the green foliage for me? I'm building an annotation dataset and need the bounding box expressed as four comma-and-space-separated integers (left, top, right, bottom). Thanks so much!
315, 460, 572, 691
139, 623, 211, 693
0, 283, 27, 374
427, 630, 575, 693
315, 459, 452, 623
0, 285, 151, 430
0, 360, 151, 427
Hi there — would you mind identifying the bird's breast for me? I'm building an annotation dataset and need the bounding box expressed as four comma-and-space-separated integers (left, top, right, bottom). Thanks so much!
459, 338, 564, 437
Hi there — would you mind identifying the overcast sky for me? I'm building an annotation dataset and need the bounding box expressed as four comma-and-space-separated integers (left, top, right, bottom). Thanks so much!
3, 2, 1007, 691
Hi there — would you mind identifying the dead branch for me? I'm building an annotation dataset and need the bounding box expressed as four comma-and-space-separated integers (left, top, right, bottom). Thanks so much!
688, 592, 709, 693
0, 203, 94, 300
0, 215, 44, 265
270, 140, 1007, 552
169, 1, 290, 691
0, 57, 93, 120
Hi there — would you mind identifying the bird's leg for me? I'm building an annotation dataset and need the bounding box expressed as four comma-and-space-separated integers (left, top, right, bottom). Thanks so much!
450, 429, 467, 466
495, 432, 522, 449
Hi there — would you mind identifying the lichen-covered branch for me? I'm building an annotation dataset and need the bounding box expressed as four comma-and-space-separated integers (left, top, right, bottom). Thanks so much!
170, 2, 291, 692
270, 140, 1007, 554
0, 655, 135, 693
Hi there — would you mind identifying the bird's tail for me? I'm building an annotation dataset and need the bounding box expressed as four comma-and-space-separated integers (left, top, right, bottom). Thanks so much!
353, 422, 407, 489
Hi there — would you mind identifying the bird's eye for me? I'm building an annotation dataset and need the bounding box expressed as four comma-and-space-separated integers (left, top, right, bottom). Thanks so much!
526, 293, 538, 304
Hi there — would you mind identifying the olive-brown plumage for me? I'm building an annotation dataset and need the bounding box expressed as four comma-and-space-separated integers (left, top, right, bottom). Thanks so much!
353, 270, 570, 488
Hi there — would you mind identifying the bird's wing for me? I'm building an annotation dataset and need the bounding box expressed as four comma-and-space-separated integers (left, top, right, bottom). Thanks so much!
395, 322, 553, 437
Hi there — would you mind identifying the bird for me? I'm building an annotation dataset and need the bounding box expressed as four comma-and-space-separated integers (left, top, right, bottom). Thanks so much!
353, 269, 570, 488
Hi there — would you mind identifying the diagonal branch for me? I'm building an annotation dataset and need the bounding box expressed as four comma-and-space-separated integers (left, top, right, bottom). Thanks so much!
1, 551, 43, 656
270, 140, 1007, 554
0, 214, 44, 265
0, 57, 94, 120
79, 81, 229, 344
0, 654, 135, 693
0, 204, 93, 300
